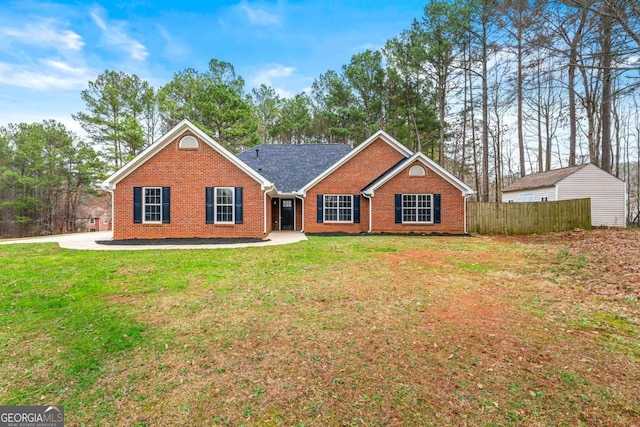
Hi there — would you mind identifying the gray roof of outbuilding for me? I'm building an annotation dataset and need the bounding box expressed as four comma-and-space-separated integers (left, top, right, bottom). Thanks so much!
502, 164, 589, 192
237, 144, 353, 193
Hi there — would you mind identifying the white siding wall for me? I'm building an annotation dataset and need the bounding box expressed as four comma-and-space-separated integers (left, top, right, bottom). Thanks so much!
557, 164, 626, 227
501, 186, 556, 203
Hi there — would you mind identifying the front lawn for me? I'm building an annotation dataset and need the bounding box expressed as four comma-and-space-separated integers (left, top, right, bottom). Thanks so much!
1, 230, 638, 426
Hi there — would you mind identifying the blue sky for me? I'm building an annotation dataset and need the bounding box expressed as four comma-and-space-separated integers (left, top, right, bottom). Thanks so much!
0, 0, 427, 135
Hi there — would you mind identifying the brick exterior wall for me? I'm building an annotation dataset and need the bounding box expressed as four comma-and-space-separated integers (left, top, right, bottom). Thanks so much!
371, 161, 466, 234
113, 131, 266, 240
304, 137, 406, 233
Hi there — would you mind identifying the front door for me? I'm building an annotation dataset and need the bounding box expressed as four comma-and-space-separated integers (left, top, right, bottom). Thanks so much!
280, 199, 294, 230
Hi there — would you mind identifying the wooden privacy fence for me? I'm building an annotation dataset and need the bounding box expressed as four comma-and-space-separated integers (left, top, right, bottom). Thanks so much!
467, 198, 591, 235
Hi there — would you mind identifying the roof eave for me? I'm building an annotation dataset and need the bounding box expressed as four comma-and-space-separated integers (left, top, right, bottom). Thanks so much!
299, 129, 412, 194
101, 119, 272, 190
363, 152, 475, 196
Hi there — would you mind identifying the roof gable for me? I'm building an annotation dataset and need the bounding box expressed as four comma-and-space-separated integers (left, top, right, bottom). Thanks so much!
237, 144, 352, 193
362, 152, 475, 196
502, 164, 590, 192
102, 120, 271, 190
298, 130, 413, 195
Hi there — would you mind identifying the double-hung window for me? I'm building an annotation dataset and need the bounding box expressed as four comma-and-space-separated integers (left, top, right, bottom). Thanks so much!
133, 186, 169, 224
324, 195, 353, 222
402, 194, 432, 223
144, 187, 162, 223
215, 187, 234, 223
206, 187, 243, 225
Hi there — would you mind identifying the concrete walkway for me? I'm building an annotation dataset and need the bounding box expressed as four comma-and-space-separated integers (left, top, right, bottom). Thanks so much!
0, 231, 307, 250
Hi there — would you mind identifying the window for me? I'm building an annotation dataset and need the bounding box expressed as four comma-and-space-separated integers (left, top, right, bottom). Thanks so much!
540, 196, 548, 202
216, 187, 234, 223
90, 218, 95, 224
144, 187, 162, 223
206, 187, 242, 225
134, 187, 169, 224
103, 217, 109, 224
402, 194, 433, 223
324, 195, 353, 222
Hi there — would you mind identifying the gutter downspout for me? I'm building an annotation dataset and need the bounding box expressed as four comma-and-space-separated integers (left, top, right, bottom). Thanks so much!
464, 193, 473, 235
263, 190, 268, 235
363, 193, 373, 233
105, 188, 115, 238
296, 193, 305, 232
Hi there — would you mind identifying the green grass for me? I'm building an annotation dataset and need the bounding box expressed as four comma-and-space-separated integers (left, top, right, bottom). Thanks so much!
0, 234, 638, 426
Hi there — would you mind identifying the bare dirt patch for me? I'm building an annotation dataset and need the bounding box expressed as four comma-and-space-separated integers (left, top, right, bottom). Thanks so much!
423, 291, 513, 337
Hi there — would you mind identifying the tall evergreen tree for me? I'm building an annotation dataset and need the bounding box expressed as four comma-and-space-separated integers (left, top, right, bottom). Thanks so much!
158, 59, 258, 152
74, 70, 151, 169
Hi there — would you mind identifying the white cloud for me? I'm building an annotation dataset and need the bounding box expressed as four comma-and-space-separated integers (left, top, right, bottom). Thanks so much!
251, 64, 295, 86
0, 19, 84, 51
90, 7, 148, 61
157, 26, 189, 60
41, 59, 86, 75
89, 10, 107, 31
352, 43, 382, 52
250, 64, 298, 97
238, 1, 281, 26
0, 61, 91, 90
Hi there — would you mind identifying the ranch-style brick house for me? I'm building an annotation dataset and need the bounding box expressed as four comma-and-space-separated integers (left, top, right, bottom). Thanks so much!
102, 120, 475, 240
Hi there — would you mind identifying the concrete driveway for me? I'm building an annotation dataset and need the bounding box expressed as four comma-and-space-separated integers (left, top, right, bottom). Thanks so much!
0, 231, 307, 250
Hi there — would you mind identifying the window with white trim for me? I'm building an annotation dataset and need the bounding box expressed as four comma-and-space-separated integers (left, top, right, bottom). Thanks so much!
324, 195, 353, 222
215, 187, 234, 223
402, 194, 433, 223
144, 187, 162, 223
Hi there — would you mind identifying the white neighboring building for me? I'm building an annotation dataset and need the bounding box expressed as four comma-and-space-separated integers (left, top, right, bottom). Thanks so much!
502, 163, 627, 227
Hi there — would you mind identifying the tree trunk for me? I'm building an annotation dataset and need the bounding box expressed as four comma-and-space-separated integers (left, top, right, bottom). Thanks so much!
536, 59, 543, 172
600, 3, 613, 173
438, 70, 446, 164
469, 44, 480, 202
516, 27, 525, 178
481, 14, 490, 202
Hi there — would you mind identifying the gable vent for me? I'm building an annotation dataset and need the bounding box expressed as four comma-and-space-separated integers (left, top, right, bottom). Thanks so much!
409, 165, 425, 176
179, 135, 199, 149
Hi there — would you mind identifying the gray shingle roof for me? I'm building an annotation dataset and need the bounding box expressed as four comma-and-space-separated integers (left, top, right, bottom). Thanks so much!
237, 144, 353, 193
502, 164, 589, 192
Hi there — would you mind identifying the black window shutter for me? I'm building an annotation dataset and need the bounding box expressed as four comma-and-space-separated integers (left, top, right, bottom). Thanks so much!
353, 195, 360, 223
133, 187, 142, 223
235, 187, 243, 224
394, 194, 402, 224
316, 194, 323, 223
205, 187, 214, 224
162, 187, 171, 223
434, 194, 441, 224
